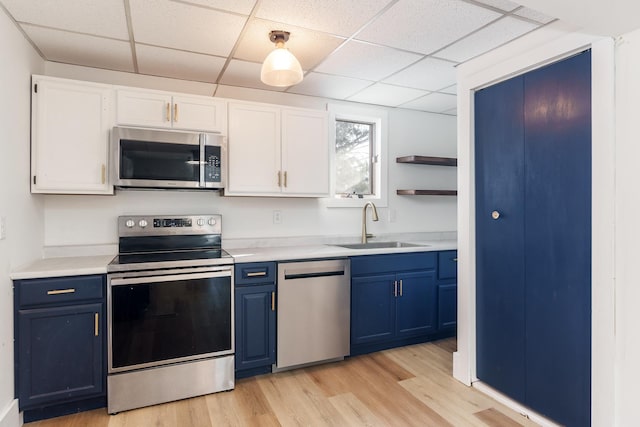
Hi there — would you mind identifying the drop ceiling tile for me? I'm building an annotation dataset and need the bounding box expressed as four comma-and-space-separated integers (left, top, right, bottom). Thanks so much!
440, 84, 457, 95
383, 58, 457, 91
315, 40, 422, 81
129, 0, 246, 56
472, 0, 520, 12
401, 92, 457, 113
1, 0, 128, 39
256, 0, 392, 37
357, 0, 501, 55
136, 44, 226, 83
219, 59, 287, 91
234, 19, 344, 71
22, 24, 134, 72
436, 16, 539, 63
513, 7, 555, 24
179, 0, 257, 15
287, 72, 372, 100
347, 83, 427, 107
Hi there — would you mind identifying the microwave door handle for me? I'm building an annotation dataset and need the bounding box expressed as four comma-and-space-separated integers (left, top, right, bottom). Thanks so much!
199, 134, 205, 187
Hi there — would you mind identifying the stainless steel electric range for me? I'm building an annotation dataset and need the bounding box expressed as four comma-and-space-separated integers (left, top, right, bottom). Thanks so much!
106, 214, 234, 414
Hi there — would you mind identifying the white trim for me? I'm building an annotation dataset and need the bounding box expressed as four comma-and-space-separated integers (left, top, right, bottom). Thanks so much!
455, 20, 616, 425
0, 399, 20, 427
324, 103, 388, 208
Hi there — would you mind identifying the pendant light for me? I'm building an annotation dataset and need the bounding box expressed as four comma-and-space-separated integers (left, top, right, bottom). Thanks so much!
260, 30, 303, 87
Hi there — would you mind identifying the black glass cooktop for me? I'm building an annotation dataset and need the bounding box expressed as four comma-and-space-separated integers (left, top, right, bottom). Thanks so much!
108, 248, 233, 272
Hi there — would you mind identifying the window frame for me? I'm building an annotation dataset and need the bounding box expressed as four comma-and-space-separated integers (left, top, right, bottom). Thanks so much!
324, 103, 388, 208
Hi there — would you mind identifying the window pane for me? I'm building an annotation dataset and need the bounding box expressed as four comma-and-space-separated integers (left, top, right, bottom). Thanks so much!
335, 120, 373, 195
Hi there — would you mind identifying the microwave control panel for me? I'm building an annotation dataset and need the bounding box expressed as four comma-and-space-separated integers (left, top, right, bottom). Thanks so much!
204, 146, 221, 183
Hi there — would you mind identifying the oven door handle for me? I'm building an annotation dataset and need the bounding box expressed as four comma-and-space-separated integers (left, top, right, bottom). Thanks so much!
110, 270, 231, 286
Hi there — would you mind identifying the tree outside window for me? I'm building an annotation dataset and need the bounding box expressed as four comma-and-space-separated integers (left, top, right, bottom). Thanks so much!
335, 120, 374, 196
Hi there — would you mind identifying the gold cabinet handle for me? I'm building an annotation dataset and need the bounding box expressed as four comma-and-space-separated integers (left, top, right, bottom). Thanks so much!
166, 103, 171, 122
277, 171, 282, 187
94, 313, 99, 337
47, 288, 75, 295
101, 164, 106, 184
246, 271, 267, 277
271, 292, 275, 311
284, 171, 287, 188
399, 279, 403, 297
491, 210, 500, 220
174, 103, 178, 122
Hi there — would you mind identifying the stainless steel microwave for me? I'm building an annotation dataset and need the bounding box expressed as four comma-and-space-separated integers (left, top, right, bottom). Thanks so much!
112, 126, 225, 190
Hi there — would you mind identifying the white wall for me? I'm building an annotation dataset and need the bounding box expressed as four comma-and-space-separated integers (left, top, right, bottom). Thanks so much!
0, 9, 45, 427
455, 21, 617, 426
613, 28, 640, 426
42, 63, 457, 247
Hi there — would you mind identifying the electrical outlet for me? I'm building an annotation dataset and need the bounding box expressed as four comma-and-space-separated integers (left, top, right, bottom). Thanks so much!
0, 217, 6, 240
273, 210, 282, 224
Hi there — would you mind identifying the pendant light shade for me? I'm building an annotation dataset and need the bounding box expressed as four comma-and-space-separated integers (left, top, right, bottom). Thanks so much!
260, 31, 303, 87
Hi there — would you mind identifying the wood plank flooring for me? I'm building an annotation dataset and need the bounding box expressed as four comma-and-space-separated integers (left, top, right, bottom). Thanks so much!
28, 339, 539, 427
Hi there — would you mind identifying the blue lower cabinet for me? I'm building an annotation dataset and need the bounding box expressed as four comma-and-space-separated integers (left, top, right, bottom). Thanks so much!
350, 252, 451, 355
438, 284, 457, 330
14, 275, 106, 422
234, 263, 276, 379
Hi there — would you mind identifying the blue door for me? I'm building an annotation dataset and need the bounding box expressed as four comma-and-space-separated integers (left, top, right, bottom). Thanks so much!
475, 50, 591, 427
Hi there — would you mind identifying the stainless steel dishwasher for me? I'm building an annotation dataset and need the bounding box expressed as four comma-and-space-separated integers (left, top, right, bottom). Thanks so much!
275, 259, 350, 371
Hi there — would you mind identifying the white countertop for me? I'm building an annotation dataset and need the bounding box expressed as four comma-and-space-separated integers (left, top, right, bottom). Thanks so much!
10, 239, 456, 280
227, 239, 456, 263
10, 255, 115, 280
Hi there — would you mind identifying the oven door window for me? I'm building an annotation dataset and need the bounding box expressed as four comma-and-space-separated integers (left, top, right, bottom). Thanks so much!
111, 274, 231, 370
120, 140, 200, 182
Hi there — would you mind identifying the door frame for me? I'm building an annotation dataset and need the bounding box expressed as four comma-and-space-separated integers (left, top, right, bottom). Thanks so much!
455, 21, 615, 426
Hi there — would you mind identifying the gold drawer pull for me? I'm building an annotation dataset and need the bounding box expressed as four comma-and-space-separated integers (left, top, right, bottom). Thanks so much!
246, 271, 267, 277
271, 292, 275, 311
94, 313, 99, 336
174, 103, 178, 122
166, 103, 171, 122
284, 171, 287, 188
101, 164, 106, 184
277, 171, 282, 187
47, 288, 76, 295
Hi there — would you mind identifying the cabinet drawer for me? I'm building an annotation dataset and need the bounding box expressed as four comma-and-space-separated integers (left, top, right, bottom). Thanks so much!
17, 275, 104, 307
235, 262, 276, 285
351, 252, 436, 276
438, 251, 458, 280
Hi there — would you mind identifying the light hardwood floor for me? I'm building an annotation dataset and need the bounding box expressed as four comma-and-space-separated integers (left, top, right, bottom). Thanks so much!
28, 339, 538, 427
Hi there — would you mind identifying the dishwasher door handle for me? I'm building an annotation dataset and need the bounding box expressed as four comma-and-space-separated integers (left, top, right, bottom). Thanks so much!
284, 270, 345, 280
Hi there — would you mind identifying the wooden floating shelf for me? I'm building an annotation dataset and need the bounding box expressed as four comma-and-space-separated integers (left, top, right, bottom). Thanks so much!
396, 156, 457, 166
397, 190, 458, 196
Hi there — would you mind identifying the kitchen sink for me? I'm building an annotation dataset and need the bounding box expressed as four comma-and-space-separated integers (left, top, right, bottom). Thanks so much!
334, 241, 429, 250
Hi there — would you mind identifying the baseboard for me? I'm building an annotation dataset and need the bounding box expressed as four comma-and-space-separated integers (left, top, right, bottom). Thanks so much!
472, 381, 561, 427
0, 399, 20, 427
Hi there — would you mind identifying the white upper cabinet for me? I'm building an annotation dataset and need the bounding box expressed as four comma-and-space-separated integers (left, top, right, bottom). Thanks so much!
281, 108, 329, 196
226, 101, 329, 197
116, 88, 226, 133
31, 76, 113, 195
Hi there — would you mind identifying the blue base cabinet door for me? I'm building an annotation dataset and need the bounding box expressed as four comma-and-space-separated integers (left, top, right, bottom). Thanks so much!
18, 303, 104, 409
395, 271, 437, 338
235, 285, 276, 371
437, 284, 457, 331
234, 262, 276, 377
351, 274, 396, 346
475, 50, 591, 427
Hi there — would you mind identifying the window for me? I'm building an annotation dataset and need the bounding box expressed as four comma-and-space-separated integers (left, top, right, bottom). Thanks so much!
326, 104, 388, 207
335, 120, 374, 196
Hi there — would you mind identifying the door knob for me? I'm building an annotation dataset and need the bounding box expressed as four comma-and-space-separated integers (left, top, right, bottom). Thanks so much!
491, 210, 500, 220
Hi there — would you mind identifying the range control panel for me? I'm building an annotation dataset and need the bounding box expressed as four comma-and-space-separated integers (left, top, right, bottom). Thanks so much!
118, 214, 221, 237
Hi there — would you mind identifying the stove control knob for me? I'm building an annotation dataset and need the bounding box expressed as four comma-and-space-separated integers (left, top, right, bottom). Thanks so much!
197, 218, 206, 227
125, 219, 135, 228
208, 218, 217, 226
138, 219, 148, 228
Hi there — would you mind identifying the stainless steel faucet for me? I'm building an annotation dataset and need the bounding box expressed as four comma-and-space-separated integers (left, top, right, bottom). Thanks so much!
361, 202, 379, 244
